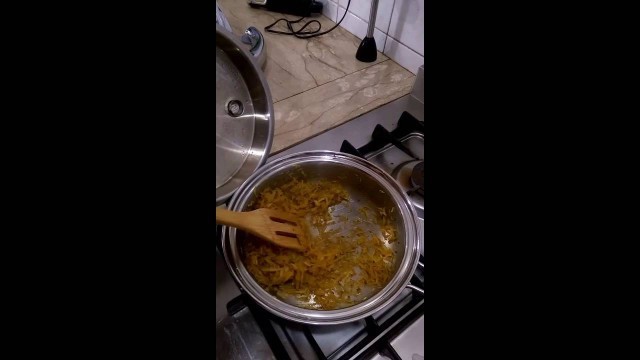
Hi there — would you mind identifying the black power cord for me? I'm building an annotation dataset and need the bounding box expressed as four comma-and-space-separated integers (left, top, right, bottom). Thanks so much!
264, 0, 352, 39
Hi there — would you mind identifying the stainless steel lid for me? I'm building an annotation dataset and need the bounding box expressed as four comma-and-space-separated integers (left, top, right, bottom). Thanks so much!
216, 25, 274, 206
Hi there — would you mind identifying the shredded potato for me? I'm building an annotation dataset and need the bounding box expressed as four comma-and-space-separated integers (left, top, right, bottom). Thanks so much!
240, 177, 397, 310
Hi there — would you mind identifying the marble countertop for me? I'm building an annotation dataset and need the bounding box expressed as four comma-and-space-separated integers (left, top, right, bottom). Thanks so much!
218, 0, 415, 153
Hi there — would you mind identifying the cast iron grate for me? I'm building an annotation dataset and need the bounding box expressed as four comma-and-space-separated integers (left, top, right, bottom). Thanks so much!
340, 111, 423, 159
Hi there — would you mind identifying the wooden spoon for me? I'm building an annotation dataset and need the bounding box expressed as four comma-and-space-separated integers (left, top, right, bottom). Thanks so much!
216, 208, 306, 251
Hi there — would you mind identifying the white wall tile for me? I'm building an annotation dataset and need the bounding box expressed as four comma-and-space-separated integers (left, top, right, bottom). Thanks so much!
337, 0, 395, 33
383, 36, 423, 74
387, 0, 424, 55
322, 0, 338, 22
338, 7, 386, 52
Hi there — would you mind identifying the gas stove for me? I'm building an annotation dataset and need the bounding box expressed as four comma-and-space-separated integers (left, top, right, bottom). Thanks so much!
216, 67, 425, 360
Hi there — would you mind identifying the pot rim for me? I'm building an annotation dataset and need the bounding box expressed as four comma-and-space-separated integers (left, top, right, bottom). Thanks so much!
221, 151, 421, 325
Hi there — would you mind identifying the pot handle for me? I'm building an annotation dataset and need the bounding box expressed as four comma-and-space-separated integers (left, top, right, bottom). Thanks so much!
241, 27, 266, 69
405, 260, 425, 294
406, 284, 424, 295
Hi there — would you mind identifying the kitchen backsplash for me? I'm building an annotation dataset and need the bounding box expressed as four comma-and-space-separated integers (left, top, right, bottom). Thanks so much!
322, 0, 424, 75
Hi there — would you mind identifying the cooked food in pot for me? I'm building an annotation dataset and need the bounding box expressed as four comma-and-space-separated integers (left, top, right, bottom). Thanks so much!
240, 177, 398, 310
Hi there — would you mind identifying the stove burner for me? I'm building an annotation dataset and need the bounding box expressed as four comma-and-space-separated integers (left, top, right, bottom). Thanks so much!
410, 161, 424, 195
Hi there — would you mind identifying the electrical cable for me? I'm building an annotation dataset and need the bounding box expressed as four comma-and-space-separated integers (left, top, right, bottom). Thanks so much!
264, 0, 352, 39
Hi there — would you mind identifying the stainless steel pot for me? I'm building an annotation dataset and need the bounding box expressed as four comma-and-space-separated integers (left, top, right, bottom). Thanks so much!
221, 151, 423, 325
216, 25, 274, 206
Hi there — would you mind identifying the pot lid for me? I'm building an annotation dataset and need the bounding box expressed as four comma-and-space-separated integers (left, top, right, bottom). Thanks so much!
216, 25, 274, 206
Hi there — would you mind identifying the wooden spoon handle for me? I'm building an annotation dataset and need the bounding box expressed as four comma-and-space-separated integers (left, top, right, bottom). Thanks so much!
216, 208, 251, 231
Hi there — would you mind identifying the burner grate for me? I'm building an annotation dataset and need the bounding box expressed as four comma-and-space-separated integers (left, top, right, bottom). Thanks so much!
340, 111, 423, 159
372, 125, 419, 160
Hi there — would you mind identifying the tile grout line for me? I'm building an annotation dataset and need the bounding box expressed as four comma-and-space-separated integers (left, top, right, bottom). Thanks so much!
385, 0, 424, 57
386, 33, 424, 58
336, 0, 390, 37
383, 0, 395, 53
386, 0, 396, 36
333, 0, 424, 56
334, 0, 424, 68
335, 0, 425, 57
342, 0, 396, 55
320, 2, 338, 22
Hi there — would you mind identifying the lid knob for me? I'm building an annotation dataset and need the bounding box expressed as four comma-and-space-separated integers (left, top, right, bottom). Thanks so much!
227, 100, 244, 117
